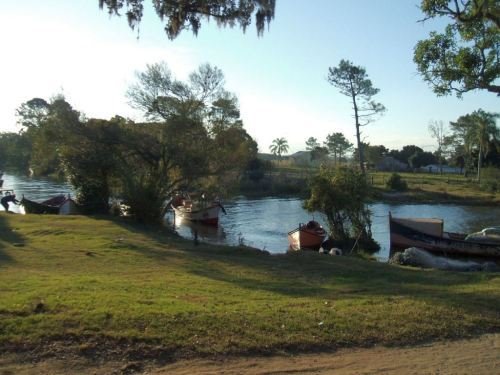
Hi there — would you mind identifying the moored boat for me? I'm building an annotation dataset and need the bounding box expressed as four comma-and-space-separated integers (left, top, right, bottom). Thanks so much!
288, 220, 327, 251
171, 193, 225, 226
21, 194, 80, 215
389, 212, 500, 258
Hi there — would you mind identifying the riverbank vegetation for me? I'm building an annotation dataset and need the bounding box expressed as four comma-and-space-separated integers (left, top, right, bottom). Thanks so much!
1, 213, 499, 362
2, 63, 259, 222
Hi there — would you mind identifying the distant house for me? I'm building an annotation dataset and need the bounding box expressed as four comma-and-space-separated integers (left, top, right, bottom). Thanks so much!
376, 156, 408, 172
422, 164, 462, 174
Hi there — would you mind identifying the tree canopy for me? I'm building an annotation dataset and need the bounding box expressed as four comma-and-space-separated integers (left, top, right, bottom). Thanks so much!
98, 0, 275, 40
414, 0, 500, 97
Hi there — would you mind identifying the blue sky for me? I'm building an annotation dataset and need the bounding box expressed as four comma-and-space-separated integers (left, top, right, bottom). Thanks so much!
0, 0, 498, 154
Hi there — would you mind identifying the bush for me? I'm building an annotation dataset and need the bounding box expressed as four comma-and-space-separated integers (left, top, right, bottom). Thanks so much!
386, 173, 407, 191
305, 166, 376, 250
480, 167, 500, 193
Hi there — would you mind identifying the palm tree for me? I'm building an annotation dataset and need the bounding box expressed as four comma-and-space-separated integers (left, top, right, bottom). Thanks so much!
269, 137, 289, 164
471, 110, 499, 182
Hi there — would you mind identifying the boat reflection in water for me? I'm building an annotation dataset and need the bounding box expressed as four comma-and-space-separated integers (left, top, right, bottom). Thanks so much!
165, 213, 228, 246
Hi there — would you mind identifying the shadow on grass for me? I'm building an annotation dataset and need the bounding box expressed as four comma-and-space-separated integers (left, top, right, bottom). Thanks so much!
0, 213, 25, 263
86, 215, 500, 317
184, 247, 500, 316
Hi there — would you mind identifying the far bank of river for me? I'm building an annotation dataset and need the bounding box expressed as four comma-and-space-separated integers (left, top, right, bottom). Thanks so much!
3, 173, 500, 261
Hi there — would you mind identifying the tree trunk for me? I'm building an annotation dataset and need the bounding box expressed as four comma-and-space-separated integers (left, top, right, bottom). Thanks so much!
477, 143, 482, 183
350, 82, 364, 173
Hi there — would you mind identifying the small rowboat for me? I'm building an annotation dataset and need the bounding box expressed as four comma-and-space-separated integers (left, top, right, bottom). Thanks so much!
288, 220, 327, 251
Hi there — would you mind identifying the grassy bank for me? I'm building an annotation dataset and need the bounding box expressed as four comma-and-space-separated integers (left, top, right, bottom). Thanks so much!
369, 172, 500, 205
251, 166, 500, 204
0, 213, 499, 361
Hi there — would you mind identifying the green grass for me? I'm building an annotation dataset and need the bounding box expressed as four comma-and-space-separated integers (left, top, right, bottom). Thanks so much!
0, 213, 499, 358
370, 172, 500, 204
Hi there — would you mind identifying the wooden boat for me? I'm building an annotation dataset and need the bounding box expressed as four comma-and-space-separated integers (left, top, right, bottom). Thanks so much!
171, 194, 225, 226
288, 220, 327, 251
21, 194, 79, 215
389, 212, 500, 258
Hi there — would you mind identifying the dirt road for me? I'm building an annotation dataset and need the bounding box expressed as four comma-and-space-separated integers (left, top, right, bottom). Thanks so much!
1, 333, 498, 374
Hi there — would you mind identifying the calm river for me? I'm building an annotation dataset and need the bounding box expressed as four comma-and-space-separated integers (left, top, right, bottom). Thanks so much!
3, 173, 499, 261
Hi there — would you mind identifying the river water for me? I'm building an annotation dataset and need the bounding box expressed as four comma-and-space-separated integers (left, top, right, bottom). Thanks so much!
3, 172, 499, 261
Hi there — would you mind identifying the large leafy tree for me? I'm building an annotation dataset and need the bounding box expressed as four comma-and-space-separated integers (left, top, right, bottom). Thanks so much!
414, 0, 500, 97
327, 60, 386, 173
15, 98, 50, 129
98, 0, 275, 40
127, 61, 257, 198
16, 96, 82, 176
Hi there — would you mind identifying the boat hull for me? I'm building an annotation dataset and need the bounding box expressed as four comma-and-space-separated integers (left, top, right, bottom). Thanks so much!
172, 204, 221, 225
288, 223, 326, 251
21, 195, 79, 215
389, 214, 500, 258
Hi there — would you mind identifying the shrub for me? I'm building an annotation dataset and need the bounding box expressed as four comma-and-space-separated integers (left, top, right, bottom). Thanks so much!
386, 173, 407, 191
305, 166, 377, 251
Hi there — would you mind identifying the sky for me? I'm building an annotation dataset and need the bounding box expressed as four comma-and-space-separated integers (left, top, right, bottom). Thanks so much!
0, 0, 498, 154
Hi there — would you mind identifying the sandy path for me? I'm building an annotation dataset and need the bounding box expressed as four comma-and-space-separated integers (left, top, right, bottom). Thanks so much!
1, 334, 498, 374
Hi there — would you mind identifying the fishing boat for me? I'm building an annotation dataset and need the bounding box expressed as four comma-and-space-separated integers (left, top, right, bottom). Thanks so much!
21, 194, 79, 215
171, 193, 225, 226
389, 212, 500, 258
288, 220, 327, 251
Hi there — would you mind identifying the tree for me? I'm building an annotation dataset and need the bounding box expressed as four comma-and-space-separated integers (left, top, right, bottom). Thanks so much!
99, 0, 276, 40
310, 146, 329, 162
0, 132, 31, 172
449, 109, 499, 179
364, 144, 388, 166
449, 113, 477, 175
389, 145, 424, 165
470, 109, 499, 181
16, 96, 82, 176
127, 62, 240, 128
60, 117, 124, 214
327, 60, 386, 173
414, 0, 500, 97
428, 120, 448, 172
324, 132, 353, 165
128, 62, 257, 193
305, 137, 320, 151
304, 166, 378, 252
269, 137, 289, 163
16, 98, 49, 129
408, 151, 437, 169
420, 0, 499, 30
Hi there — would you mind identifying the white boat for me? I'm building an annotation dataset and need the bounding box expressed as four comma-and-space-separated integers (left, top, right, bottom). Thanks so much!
171, 194, 224, 226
